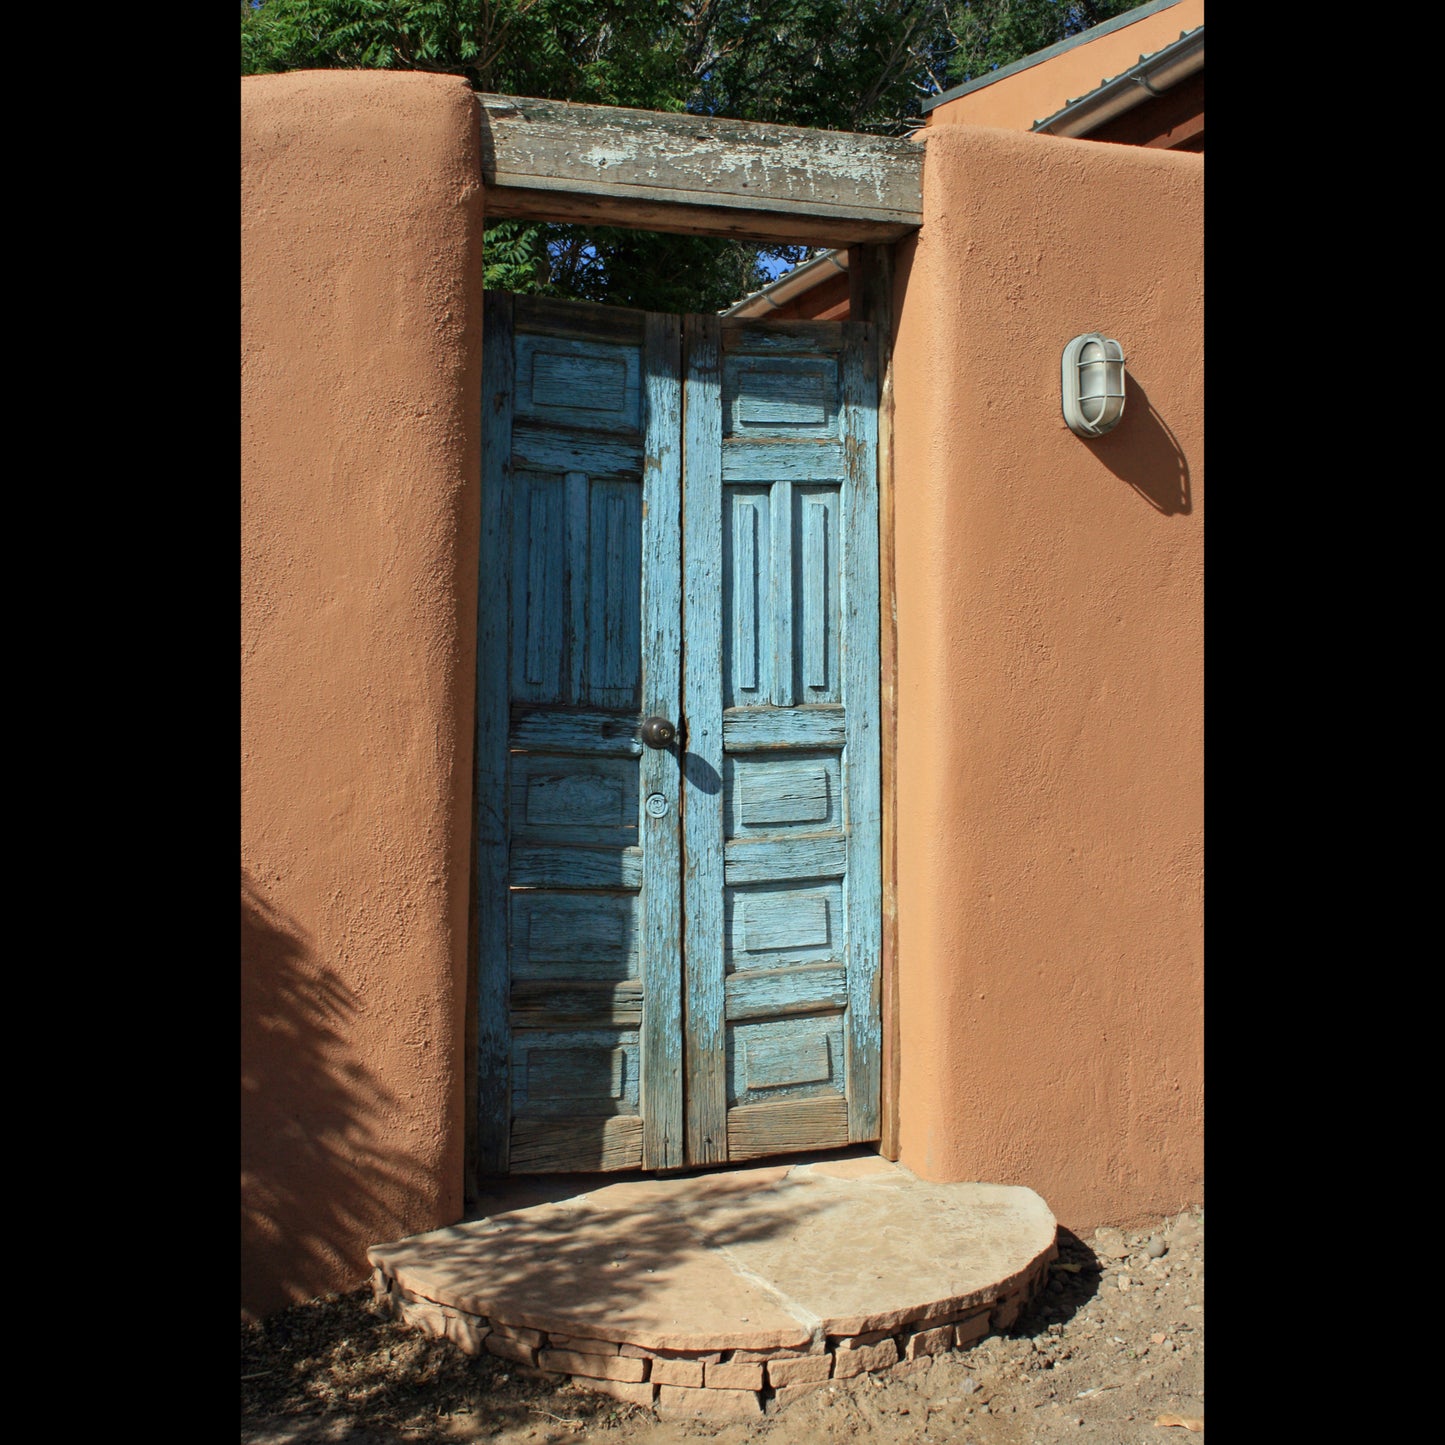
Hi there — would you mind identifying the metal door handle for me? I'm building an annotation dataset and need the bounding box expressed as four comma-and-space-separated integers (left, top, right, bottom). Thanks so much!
639, 716, 676, 749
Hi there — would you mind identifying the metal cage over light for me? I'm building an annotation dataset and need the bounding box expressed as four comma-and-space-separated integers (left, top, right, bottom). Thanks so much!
1062, 334, 1126, 437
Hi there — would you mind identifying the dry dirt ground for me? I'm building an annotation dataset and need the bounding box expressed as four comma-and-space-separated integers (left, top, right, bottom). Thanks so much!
242, 1208, 1202, 1445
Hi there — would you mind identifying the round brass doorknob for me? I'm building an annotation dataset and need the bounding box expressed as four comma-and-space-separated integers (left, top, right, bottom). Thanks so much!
639, 716, 676, 749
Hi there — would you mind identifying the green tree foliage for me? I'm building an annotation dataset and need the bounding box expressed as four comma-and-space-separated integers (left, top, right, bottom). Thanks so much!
242, 0, 1141, 309
241, 2, 950, 127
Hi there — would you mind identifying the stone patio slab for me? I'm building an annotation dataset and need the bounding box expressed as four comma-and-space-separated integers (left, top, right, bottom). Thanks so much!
369, 1151, 1057, 1409
687, 1175, 1057, 1336
371, 1203, 813, 1351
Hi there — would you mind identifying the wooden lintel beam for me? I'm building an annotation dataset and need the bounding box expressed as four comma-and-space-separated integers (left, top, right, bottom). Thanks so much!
478, 94, 923, 244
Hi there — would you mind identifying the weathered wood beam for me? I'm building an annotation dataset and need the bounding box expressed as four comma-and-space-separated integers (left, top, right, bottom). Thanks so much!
478, 94, 923, 246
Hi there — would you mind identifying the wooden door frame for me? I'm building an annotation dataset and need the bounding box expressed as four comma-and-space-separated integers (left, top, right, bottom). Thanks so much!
465, 97, 914, 1200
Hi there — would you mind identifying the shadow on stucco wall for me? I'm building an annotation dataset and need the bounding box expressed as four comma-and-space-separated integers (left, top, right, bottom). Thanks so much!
241, 869, 430, 1320
1093, 375, 1192, 516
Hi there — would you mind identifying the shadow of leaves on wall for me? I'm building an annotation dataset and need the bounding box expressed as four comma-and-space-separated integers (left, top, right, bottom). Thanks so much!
1091, 375, 1191, 515
242, 869, 431, 1320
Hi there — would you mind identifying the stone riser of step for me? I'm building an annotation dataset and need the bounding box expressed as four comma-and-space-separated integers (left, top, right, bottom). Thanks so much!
372, 1253, 1050, 1419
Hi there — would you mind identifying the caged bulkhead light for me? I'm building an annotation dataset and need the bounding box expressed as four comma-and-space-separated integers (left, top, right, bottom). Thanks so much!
1061, 334, 1126, 438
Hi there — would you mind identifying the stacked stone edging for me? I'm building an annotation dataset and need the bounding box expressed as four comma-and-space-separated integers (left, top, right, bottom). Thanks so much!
372, 1245, 1054, 1418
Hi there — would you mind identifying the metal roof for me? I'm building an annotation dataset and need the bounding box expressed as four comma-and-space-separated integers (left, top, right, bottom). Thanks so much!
921, 0, 1189, 114
1030, 24, 1203, 136
722, 248, 850, 319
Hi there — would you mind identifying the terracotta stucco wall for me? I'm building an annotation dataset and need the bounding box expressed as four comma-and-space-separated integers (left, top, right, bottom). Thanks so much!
241, 71, 484, 1319
890, 124, 1202, 1231
928, 0, 1204, 133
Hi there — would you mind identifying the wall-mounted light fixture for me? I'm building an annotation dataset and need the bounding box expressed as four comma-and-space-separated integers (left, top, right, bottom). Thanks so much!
1062, 334, 1126, 437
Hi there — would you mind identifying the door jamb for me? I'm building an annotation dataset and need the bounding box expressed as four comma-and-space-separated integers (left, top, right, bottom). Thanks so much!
849, 245, 900, 1161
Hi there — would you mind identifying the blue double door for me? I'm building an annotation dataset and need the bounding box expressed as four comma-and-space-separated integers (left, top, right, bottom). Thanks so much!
477, 294, 881, 1175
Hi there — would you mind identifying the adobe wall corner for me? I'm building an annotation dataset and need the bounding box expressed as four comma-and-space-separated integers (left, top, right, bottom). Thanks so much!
241, 70, 485, 1318
891, 124, 1203, 1233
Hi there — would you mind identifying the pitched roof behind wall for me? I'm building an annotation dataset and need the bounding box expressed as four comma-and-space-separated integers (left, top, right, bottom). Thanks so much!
924, 0, 1203, 138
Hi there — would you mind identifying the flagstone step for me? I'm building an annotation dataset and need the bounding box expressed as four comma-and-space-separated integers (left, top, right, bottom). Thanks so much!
368, 1152, 1056, 1418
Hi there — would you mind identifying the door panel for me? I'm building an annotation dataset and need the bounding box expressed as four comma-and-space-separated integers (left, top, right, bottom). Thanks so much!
684, 318, 881, 1165
477, 295, 877, 1178
478, 295, 682, 1175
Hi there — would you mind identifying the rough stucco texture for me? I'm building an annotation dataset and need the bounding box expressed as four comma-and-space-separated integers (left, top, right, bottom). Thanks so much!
241, 71, 484, 1319
890, 125, 1202, 1233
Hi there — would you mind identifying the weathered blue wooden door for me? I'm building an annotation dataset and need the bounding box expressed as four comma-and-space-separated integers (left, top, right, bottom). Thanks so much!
476, 294, 880, 1176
